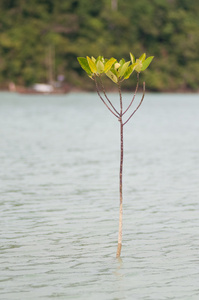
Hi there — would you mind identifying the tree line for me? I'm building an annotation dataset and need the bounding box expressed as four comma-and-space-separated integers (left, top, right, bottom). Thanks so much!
0, 0, 199, 91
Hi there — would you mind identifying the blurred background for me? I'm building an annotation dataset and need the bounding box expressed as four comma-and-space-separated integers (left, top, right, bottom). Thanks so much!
1, 2, 199, 298
0, 0, 199, 92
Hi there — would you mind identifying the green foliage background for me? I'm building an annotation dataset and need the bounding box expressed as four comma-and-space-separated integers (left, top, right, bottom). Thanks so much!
0, 0, 199, 91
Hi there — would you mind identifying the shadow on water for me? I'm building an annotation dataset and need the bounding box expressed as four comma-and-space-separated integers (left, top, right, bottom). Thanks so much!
114, 257, 124, 279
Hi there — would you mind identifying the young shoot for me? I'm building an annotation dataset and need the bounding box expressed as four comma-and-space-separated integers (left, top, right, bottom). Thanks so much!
77, 53, 154, 257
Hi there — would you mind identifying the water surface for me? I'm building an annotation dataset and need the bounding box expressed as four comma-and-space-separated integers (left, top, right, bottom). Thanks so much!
0, 92, 199, 299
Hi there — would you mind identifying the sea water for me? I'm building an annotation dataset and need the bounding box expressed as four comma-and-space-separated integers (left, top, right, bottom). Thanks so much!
0, 92, 199, 299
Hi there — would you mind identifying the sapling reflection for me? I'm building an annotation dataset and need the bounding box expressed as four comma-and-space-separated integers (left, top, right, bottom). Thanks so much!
77, 53, 154, 257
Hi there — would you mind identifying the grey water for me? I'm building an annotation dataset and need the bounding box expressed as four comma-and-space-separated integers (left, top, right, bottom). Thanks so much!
0, 91, 199, 300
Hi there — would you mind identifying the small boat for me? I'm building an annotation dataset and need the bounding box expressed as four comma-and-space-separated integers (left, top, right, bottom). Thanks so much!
13, 83, 70, 94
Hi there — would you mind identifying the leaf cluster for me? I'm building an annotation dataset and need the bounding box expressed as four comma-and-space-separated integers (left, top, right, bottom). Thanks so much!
77, 53, 153, 84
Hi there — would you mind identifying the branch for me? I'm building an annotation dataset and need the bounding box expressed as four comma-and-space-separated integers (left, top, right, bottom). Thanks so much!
123, 81, 145, 126
118, 82, 123, 119
94, 76, 119, 119
122, 73, 139, 116
99, 76, 120, 116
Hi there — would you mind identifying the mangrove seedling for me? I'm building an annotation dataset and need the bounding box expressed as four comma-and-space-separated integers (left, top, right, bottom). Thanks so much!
77, 53, 154, 257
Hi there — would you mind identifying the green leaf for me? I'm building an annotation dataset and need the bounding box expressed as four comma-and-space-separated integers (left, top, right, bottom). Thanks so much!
139, 53, 146, 62
104, 57, 116, 73
123, 64, 135, 79
119, 58, 125, 66
88, 75, 94, 80
130, 53, 135, 64
91, 56, 96, 63
77, 57, 92, 75
110, 66, 118, 76
118, 61, 130, 78
87, 56, 97, 73
96, 60, 104, 73
106, 70, 118, 83
141, 56, 154, 71
134, 59, 142, 73
96, 56, 104, 63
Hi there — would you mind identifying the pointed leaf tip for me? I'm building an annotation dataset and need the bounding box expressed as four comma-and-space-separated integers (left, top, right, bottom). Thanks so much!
87, 56, 97, 73
123, 64, 135, 79
139, 53, 146, 62
77, 57, 92, 76
118, 61, 130, 78
141, 56, 154, 71
104, 57, 117, 73
130, 53, 135, 64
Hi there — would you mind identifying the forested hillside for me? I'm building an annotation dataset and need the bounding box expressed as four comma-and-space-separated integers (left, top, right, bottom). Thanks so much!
0, 0, 199, 91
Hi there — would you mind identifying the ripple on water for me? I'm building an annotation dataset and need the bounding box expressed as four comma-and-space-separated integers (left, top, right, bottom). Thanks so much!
0, 93, 199, 299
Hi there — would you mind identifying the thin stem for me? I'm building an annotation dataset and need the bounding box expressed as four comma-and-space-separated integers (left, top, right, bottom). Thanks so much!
94, 76, 119, 119
122, 73, 139, 116
116, 82, 123, 258
123, 82, 145, 126
118, 82, 123, 116
99, 76, 120, 116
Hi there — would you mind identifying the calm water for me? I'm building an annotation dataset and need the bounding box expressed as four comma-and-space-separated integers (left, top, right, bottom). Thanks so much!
0, 92, 199, 300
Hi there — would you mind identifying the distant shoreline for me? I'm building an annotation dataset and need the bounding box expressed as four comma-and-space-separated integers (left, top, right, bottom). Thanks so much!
0, 84, 199, 94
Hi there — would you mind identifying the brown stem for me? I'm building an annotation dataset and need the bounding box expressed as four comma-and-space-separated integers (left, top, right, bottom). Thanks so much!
99, 76, 120, 116
116, 82, 123, 258
122, 73, 139, 116
94, 76, 119, 119
93, 75, 146, 258
123, 82, 145, 126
